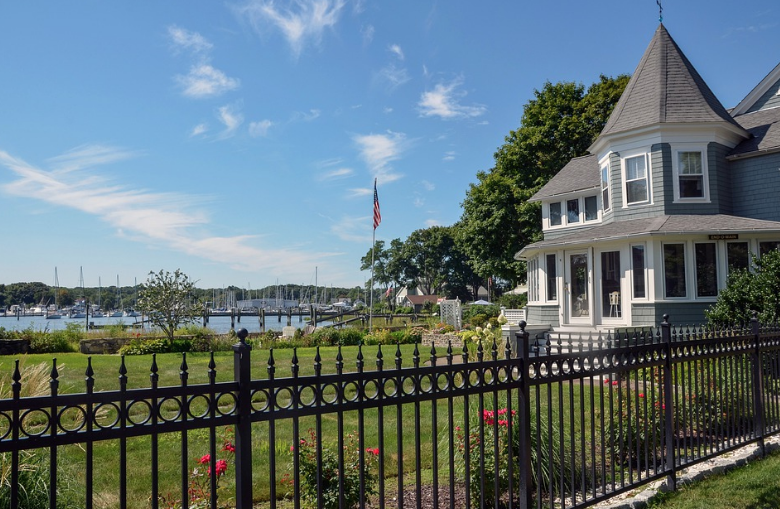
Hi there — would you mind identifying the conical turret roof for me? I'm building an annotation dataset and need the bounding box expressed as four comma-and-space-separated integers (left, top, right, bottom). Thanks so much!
600, 24, 742, 137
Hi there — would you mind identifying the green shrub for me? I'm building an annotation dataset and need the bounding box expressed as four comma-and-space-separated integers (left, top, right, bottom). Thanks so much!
469, 313, 488, 328
286, 429, 378, 509
119, 338, 174, 355
395, 306, 414, 314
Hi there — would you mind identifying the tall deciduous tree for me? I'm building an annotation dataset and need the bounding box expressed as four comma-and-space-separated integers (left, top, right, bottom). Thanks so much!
459, 75, 629, 284
138, 269, 201, 343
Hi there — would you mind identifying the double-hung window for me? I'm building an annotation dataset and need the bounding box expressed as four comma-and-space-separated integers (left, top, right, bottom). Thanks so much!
673, 146, 709, 201
625, 155, 649, 204
601, 165, 610, 211
678, 152, 704, 198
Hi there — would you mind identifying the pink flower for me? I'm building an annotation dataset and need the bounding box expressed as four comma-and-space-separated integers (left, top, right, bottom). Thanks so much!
210, 459, 228, 477
612, 381, 619, 386
198, 454, 210, 465
604, 378, 610, 384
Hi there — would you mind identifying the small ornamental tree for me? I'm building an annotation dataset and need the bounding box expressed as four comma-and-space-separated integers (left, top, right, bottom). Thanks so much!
138, 269, 201, 344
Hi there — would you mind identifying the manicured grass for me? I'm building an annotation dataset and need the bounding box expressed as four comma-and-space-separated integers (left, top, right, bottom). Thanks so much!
647, 448, 780, 509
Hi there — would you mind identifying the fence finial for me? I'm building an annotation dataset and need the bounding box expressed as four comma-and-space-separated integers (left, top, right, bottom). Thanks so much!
237, 327, 249, 345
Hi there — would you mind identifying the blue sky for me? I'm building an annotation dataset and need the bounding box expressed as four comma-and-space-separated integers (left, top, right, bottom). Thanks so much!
0, 1, 778, 291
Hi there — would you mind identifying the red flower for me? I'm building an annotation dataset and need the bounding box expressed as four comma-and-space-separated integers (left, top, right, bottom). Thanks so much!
223, 442, 236, 453
639, 393, 645, 398
366, 447, 380, 456
612, 381, 619, 386
198, 454, 210, 465
604, 378, 610, 384
210, 459, 228, 477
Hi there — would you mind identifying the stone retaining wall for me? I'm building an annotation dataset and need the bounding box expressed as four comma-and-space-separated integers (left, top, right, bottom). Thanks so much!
80, 337, 135, 355
0, 339, 30, 355
422, 333, 463, 349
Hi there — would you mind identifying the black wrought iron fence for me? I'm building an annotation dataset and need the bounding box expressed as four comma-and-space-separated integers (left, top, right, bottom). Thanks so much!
1, 316, 779, 508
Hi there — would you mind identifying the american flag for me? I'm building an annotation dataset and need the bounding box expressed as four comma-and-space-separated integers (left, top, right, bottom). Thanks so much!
373, 179, 381, 229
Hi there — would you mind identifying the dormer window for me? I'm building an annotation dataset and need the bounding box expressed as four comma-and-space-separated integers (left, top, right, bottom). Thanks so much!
624, 154, 649, 204
673, 146, 709, 202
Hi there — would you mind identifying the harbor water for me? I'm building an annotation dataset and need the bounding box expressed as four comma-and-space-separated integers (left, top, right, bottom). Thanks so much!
0, 313, 330, 335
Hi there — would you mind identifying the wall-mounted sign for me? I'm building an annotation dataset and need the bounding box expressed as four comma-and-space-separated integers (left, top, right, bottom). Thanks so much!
709, 234, 739, 240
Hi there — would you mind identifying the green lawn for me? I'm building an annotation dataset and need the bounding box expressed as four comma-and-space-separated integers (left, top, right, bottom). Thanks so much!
648, 448, 780, 509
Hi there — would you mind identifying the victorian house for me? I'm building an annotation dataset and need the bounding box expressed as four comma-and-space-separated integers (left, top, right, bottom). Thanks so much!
518, 24, 780, 330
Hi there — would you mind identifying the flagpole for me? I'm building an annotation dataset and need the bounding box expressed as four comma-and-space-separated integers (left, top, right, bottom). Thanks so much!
369, 223, 376, 333
369, 178, 380, 332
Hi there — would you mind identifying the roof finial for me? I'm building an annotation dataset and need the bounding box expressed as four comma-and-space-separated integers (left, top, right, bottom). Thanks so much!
656, 0, 663, 23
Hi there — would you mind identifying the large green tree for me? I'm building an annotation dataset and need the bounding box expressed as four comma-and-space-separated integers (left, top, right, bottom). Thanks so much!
459, 74, 630, 284
137, 269, 202, 343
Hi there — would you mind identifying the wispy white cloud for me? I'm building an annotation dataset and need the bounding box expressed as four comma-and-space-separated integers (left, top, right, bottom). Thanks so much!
361, 24, 375, 46
168, 25, 213, 54
48, 144, 140, 173
722, 22, 777, 38
420, 180, 435, 191
346, 187, 373, 198
176, 64, 240, 98
418, 77, 486, 119
442, 151, 456, 162
328, 213, 373, 243
388, 44, 404, 60
236, 0, 346, 57
0, 146, 340, 276
353, 131, 406, 183
413, 197, 424, 208
424, 218, 440, 227
383, 107, 393, 114
320, 167, 353, 180
249, 119, 273, 137
291, 109, 321, 122
190, 123, 209, 137
374, 63, 410, 92
217, 104, 244, 138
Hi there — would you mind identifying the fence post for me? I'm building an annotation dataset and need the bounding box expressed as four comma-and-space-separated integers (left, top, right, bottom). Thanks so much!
661, 314, 676, 491
751, 312, 766, 457
233, 328, 253, 508
517, 320, 532, 509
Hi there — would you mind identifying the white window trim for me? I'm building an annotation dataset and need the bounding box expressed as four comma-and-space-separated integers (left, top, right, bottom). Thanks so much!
544, 194, 602, 230
671, 144, 710, 203
620, 150, 652, 207
601, 164, 611, 212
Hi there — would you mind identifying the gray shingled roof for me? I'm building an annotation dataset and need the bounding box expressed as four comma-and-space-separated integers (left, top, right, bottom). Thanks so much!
529, 154, 600, 202
730, 107, 780, 157
516, 214, 780, 258
600, 24, 742, 137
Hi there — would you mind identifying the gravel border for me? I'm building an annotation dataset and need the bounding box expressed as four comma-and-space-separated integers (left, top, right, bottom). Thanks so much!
594, 435, 780, 508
